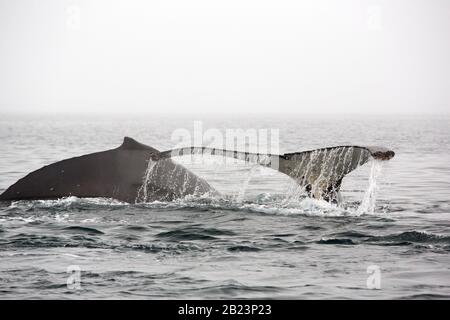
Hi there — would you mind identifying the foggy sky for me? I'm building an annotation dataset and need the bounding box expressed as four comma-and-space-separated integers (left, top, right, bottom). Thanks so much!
0, 0, 449, 114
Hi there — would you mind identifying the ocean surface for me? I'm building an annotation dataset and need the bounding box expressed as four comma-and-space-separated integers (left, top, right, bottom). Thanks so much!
0, 113, 449, 299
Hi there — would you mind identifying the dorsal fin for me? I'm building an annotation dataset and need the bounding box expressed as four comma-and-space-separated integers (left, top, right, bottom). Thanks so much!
119, 137, 159, 153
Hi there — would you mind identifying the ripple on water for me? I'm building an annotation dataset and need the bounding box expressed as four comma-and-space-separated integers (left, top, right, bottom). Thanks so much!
63, 226, 105, 235
156, 227, 236, 241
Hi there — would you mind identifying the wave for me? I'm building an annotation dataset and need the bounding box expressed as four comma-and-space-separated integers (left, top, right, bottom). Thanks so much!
184, 280, 283, 297
315, 231, 450, 248
0, 233, 204, 254
5, 196, 128, 212
398, 293, 450, 300
1, 189, 390, 218
3, 226, 449, 255
317, 238, 356, 245
367, 230, 450, 244
227, 245, 261, 252
62, 226, 104, 235
135, 194, 387, 217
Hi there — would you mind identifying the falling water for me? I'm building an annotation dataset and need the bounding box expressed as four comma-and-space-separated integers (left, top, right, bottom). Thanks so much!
136, 159, 158, 203
235, 165, 259, 203
357, 160, 384, 215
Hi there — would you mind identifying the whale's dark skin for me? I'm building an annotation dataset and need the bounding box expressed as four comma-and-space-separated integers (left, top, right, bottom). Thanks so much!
0, 137, 215, 203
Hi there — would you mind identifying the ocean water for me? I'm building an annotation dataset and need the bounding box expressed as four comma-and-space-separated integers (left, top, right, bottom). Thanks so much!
0, 113, 449, 299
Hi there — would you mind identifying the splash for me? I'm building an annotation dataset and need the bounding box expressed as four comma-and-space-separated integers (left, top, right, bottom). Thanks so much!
281, 181, 307, 206
357, 160, 384, 215
136, 159, 158, 203
235, 165, 259, 203
7, 196, 126, 210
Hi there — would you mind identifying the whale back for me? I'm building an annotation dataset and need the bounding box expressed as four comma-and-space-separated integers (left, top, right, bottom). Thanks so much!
0, 137, 215, 203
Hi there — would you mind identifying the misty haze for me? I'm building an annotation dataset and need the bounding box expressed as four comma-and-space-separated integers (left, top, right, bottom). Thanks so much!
0, 0, 449, 303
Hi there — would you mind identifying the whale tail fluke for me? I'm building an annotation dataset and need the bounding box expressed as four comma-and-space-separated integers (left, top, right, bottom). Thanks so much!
160, 145, 395, 202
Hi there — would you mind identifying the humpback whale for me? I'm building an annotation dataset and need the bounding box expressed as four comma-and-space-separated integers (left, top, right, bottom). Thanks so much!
0, 137, 394, 203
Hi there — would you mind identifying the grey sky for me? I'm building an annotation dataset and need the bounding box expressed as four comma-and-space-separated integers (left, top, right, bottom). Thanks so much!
0, 0, 449, 114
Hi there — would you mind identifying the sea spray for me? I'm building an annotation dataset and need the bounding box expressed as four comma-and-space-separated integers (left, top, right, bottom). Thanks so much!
235, 165, 259, 203
136, 159, 158, 203
357, 160, 384, 215
281, 181, 307, 206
